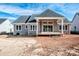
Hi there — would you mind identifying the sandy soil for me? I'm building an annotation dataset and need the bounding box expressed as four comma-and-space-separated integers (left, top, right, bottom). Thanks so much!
0, 35, 79, 56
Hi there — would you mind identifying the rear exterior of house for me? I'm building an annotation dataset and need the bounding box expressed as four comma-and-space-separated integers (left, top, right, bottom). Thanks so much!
13, 9, 71, 36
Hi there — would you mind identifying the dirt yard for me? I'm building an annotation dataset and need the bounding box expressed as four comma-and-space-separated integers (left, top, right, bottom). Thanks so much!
0, 35, 79, 56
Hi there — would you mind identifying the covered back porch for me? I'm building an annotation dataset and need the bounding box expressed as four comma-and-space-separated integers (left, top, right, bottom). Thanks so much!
35, 17, 64, 35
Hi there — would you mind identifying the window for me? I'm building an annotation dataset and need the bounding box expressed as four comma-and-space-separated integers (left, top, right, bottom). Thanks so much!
65, 25, 67, 30
43, 25, 53, 32
30, 25, 37, 31
59, 25, 68, 30
16, 25, 21, 31
31, 25, 32, 30
59, 25, 61, 30
19, 25, 21, 30
74, 26, 76, 31
16, 25, 18, 30
26, 25, 27, 28
43, 25, 47, 32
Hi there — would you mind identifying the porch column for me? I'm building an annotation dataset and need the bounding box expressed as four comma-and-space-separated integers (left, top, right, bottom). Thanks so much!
36, 19, 38, 36
69, 24, 71, 34
61, 19, 63, 34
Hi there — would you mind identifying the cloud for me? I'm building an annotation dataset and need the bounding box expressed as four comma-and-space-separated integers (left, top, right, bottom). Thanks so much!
0, 4, 42, 15
0, 3, 79, 21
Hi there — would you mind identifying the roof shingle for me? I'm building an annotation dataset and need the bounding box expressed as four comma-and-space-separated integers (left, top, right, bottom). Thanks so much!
13, 16, 31, 23
37, 9, 64, 17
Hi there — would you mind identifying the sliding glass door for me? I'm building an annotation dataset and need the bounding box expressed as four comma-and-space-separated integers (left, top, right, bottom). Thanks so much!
43, 25, 53, 32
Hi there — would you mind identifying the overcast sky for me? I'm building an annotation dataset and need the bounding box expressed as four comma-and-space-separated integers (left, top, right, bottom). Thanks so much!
0, 3, 79, 21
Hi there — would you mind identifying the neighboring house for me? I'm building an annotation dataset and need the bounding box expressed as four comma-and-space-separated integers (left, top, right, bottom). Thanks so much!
13, 9, 71, 36
71, 13, 79, 32
0, 18, 13, 34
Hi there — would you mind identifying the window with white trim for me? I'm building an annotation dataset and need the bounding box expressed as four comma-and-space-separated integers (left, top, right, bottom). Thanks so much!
19, 25, 21, 30
59, 25, 68, 31
16, 25, 22, 31
26, 25, 27, 28
43, 25, 53, 32
65, 25, 68, 30
59, 25, 61, 30
16, 25, 18, 30
74, 26, 76, 31
30, 25, 37, 31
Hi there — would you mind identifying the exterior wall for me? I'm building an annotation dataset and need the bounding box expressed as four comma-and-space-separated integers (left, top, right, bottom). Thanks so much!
0, 20, 13, 33
64, 24, 70, 34
14, 23, 37, 36
71, 14, 79, 31
14, 24, 28, 35
28, 23, 36, 36
58, 23, 70, 34
13, 19, 70, 35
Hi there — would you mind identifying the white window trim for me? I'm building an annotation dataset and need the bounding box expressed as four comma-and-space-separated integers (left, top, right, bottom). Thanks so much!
25, 25, 28, 29
16, 25, 22, 31
59, 25, 68, 31
42, 24, 54, 32
29, 25, 37, 31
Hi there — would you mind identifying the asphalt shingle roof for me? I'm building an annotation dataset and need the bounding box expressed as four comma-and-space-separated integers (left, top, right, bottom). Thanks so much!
37, 9, 64, 17
13, 9, 70, 23
0, 18, 6, 24
13, 16, 31, 23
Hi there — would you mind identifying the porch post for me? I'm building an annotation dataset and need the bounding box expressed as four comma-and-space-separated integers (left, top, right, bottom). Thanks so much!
69, 24, 71, 34
61, 19, 63, 35
36, 19, 38, 36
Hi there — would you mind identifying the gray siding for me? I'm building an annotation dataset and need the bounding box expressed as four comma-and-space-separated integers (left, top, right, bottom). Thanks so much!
28, 24, 37, 36
71, 14, 79, 31
28, 31, 36, 36
14, 24, 28, 35
54, 24, 59, 32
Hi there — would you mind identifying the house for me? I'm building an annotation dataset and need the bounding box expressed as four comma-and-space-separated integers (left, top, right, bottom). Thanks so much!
0, 18, 13, 34
71, 13, 79, 32
13, 9, 71, 36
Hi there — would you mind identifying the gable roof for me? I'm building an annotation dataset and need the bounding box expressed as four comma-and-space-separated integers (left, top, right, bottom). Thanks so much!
37, 9, 64, 17
13, 9, 70, 23
72, 12, 79, 23
0, 18, 6, 24
13, 16, 31, 23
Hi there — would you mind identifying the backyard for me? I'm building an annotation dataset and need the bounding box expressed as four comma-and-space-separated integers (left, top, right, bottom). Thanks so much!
0, 35, 79, 56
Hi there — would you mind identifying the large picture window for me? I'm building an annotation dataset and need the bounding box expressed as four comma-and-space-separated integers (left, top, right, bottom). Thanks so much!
43, 25, 53, 32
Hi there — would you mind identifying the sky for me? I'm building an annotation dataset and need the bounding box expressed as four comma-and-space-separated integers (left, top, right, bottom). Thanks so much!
0, 3, 79, 21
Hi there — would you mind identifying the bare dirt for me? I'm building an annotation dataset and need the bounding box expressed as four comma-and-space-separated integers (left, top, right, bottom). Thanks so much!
0, 35, 79, 56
